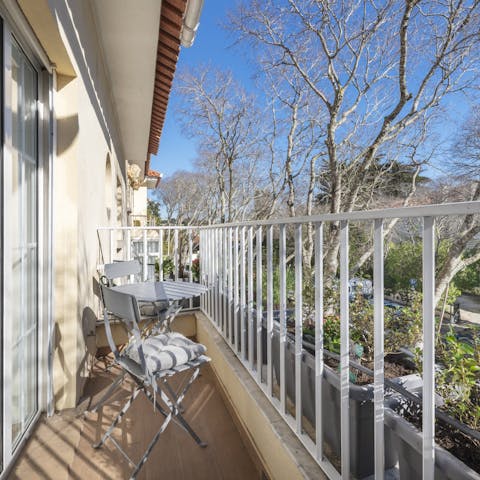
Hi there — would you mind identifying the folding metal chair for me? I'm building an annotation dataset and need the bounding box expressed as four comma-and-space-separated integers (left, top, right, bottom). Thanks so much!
100, 260, 172, 332
93, 285, 210, 479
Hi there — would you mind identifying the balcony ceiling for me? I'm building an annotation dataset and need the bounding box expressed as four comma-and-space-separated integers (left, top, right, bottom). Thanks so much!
92, 0, 163, 174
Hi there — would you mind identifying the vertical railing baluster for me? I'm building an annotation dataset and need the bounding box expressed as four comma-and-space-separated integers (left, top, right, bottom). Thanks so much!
126, 230, 131, 261
294, 224, 303, 434
109, 230, 114, 263
142, 229, 148, 281
234, 227, 240, 353
159, 229, 164, 281
240, 227, 246, 360
256, 226, 263, 382
209, 229, 213, 318
188, 229, 193, 308
216, 228, 221, 328
126, 230, 133, 283
279, 224, 287, 414
340, 220, 350, 480
218, 228, 224, 331
199, 231, 204, 311
374, 219, 385, 479
174, 229, 179, 280
188, 229, 193, 282
423, 216, 435, 480
267, 225, 274, 397
228, 227, 233, 346
223, 228, 228, 337
315, 222, 324, 460
248, 226, 254, 370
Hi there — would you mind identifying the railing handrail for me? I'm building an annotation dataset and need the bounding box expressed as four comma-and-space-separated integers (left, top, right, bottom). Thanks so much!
98, 201, 480, 231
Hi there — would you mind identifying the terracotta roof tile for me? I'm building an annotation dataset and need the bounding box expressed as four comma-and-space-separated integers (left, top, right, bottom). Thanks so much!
146, 0, 187, 171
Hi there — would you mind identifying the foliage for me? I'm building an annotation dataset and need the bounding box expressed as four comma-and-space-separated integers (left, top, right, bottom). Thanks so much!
191, 257, 200, 281
438, 283, 462, 307
161, 257, 174, 278
147, 199, 161, 226
320, 289, 423, 365
262, 265, 296, 308
454, 260, 480, 295
323, 315, 340, 354
385, 239, 467, 304
420, 327, 480, 431
385, 241, 422, 292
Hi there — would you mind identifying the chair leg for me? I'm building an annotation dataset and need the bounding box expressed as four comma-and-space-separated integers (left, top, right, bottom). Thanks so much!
93, 367, 207, 479
138, 371, 207, 448
93, 386, 142, 449
87, 371, 126, 414
129, 402, 173, 479
161, 369, 207, 447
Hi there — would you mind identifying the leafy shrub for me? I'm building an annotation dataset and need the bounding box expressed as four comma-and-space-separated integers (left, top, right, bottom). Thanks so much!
454, 261, 480, 295
415, 327, 480, 431
191, 257, 200, 281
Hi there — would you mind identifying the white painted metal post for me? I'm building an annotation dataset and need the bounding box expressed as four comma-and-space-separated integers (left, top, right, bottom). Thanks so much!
248, 227, 254, 370
223, 228, 228, 336
159, 229, 164, 281
374, 219, 385, 480
279, 224, 287, 414
109, 229, 114, 263
125, 229, 131, 261
227, 227, 233, 345
340, 220, 350, 479
215, 228, 220, 327
423, 216, 435, 480
199, 231, 204, 311
314, 222, 324, 460
188, 229, 193, 308
208, 229, 213, 318
218, 228, 224, 332
295, 224, 303, 434
142, 229, 148, 282
188, 229, 193, 282
240, 227, 246, 360
126, 230, 133, 283
174, 229, 179, 280
256, 227, 263, 382
234, 227, 240, 353
267, 225, 274, 397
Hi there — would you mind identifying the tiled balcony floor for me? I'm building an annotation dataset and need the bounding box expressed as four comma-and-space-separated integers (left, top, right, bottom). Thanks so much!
11, 361, 261, 480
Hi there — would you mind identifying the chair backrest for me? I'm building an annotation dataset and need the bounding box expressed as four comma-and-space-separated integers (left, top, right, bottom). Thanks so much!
103, 260, 142, 285
100, 285, 146, 369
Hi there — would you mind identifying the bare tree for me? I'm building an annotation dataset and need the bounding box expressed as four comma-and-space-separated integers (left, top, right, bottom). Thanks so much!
234, 0, 480, 277
176, 67, 266, 222
433, 108, 480, 304
153, 170, 219, 226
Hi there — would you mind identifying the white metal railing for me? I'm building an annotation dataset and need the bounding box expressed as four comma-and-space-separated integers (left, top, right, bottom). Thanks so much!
197, 201, 480, 480
97, 225, 199, 309
98, 201, 480, 480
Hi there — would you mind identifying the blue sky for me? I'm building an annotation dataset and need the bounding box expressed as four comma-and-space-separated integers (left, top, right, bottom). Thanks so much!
150, 1, 475, 182
150, 0, 247, 178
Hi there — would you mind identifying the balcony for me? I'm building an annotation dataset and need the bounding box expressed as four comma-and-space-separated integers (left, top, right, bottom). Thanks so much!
11, 356, 264, 480
13, 201, 480, 480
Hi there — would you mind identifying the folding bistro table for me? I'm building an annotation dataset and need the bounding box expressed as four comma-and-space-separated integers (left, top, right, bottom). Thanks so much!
111, 280, 207, 304
112, 280, 207, 331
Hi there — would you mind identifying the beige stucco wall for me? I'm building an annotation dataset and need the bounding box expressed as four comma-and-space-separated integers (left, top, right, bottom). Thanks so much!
19, 0, 127, 409
133, 187, 148, 217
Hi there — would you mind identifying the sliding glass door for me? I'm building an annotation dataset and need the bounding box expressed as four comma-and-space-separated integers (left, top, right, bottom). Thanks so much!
10, 39, 38, 448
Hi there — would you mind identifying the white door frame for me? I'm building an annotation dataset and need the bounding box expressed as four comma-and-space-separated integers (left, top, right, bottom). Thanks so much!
0, 2, 53, 475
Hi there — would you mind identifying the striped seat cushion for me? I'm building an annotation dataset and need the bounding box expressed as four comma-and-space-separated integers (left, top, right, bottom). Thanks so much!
128, 332, 207, 373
